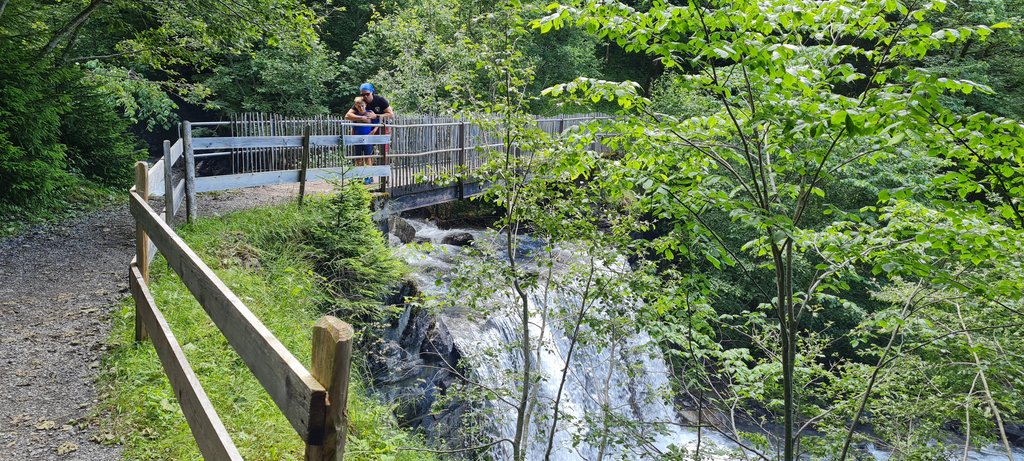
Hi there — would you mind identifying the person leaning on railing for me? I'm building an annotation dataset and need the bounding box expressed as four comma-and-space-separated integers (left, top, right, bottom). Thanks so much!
344, 83, 395, 184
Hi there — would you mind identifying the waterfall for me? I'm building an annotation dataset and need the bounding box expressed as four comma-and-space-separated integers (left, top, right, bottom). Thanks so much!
391, 219, 733, 460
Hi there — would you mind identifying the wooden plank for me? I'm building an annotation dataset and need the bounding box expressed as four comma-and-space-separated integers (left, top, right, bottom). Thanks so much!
163, 140, 175, 227
194, 166, 392, 193
148, 159, 165, 196
129, 191, 328, 444
306, 166, 390, 182
147, 238, 158, 267
130, 265, 244, 461
134, 162, 150, 341
172, 179, 185, 216
193, 135, 300, 150
387, 186, 460, 213
192, 135, 346, 150
196, 170, 301, 193
305, 316, 354, 461
134, 162, 150, 282
341, 134, 390, 146
169, 139, 184, 166
299, 125, 311, 207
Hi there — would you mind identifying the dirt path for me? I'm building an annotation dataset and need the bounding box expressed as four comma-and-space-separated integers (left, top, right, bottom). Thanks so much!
0, 183, 333, 460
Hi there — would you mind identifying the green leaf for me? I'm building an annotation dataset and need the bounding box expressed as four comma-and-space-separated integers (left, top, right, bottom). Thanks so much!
831, 111, 848, 126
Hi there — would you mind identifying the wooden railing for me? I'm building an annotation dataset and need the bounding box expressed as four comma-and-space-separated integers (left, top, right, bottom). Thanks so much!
163, 114, 609, 221
129, 159, 354, 460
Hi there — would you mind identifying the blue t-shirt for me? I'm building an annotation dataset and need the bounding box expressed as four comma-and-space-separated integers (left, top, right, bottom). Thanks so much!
351, 108, 376, 135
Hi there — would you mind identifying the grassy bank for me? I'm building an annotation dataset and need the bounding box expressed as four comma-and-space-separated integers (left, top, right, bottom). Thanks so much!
99, 187, 437, 460
0, 179, 121, 237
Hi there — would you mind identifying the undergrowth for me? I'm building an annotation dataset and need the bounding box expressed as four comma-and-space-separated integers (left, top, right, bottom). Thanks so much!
0, 178, 121, 237
99, 184, 436, 460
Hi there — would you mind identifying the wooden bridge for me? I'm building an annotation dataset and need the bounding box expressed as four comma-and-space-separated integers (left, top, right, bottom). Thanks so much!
148, 113, 607, 224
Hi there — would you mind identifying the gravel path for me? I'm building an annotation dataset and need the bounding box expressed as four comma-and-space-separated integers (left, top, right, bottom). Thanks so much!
0, 182, 334, 460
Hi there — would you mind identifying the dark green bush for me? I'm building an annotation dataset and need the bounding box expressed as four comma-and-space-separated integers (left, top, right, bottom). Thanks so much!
0, 43, 141, 218
304, 182, 405, 317
61, 79, 143, 187
0, 46, 73, 210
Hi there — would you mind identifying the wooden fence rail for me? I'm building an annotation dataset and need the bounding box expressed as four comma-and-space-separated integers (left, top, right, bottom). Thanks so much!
176, 113, 609, 221
130, 158, 354, 460
129, 263, 244, 460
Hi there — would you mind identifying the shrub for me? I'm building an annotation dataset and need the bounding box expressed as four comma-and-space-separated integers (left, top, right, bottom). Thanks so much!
304, 181, 405, 318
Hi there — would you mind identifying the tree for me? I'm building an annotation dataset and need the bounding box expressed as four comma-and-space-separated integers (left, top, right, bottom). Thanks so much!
538, 0, 1021, 459
205, 40, 340, 116
0, 0, 323, 218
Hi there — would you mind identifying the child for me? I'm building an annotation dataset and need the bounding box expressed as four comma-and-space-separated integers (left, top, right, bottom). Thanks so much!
345, 96, 379, 184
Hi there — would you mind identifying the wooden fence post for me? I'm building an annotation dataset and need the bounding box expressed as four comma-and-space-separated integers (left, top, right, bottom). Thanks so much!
163, 140, 175, 227
182, 121, 197, 223
458, 121, 466, 200
305, 316, 354, 461
133, 161, 150, 341
299, 125, 311, 207
379, 124, 389, 193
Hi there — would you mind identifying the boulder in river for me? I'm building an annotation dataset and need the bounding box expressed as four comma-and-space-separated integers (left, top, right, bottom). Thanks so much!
441, 232, 474, 246
389, 216, 417, 244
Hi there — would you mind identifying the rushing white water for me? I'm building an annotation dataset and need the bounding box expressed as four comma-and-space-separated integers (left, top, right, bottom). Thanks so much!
395, 219, 733, 460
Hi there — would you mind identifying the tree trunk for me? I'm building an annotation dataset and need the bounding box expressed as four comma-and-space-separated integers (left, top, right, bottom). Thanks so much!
773, 241, 796, 461
956, 302, 1014, 460
36, 0, 106, 63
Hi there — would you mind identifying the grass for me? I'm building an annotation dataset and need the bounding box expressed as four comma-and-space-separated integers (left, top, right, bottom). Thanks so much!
98, 195, 439, 461
0, 178, 122, 237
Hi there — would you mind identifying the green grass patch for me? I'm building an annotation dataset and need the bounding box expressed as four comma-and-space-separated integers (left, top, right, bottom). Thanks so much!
99, 187, 437, 460
0, 178, 121, 237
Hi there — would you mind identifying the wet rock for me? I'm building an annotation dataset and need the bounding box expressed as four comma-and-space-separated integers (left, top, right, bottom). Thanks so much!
389, 216, 417, 244
364, 282, 470, 445
1005, 422, 1024, 447
441, 232, 473, 246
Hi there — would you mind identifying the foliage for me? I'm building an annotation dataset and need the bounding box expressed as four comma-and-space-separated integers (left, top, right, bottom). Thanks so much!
338, 0, 477, 113
339, 0, 606, 114
0, 44, 74, 210
61, 75, 145, 186
304, 181, 406, 318
420, 4, 697, 459
924, 0, 1024, 119
0, 41, 138, 221
205, 41, 340, 116
99, 198, 432, 460
0, 0, 323, 223
537, 0, 1024, 458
